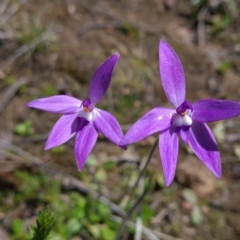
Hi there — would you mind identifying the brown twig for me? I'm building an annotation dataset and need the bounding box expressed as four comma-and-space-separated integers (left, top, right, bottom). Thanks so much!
208, 201, 240, 213
0, 0, 10, 16
0, 0, 28, 29
6, 142, 126, 217
226, 133, 240, 143
0, 30, 15, 40
0, 31, 53, 71
197, 7, 208, 50
77, 22, 124, 38
111, 215, 182, 240
0, 78, 30, 115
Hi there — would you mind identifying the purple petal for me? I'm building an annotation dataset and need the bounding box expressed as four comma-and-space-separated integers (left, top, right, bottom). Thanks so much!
78, 117, 90, 131
74, 122, 98, 170
193, 99, 240, 122
159, 41, 186, 108
89, 53, 119, 105
45, 114, 79, 150
179, 128, 189, 144
188, 121, 221, 178
159, 127, 179, 186
27, 95, 81, 114
93, 109, 125, 149
120, 107, 175, 145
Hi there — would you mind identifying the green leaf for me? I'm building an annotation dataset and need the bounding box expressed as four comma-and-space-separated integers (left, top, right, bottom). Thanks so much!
101, 225, 115, 240
88, 213, 101, 224
66, 218, 82, 235
102, 160, 117, 170
98, 203, 111, 219
51, 145, 66, 154
30, 208, 54, 240
11, 218, 24, 235
86, 155, 98, 167
182, 189, 197, 203
95, 169, 107, 182
191, 206, 203, 226
87, 224, 101, 238
155, 173, 165, 187
14, 120, 34, 136
142, 205, 154, 222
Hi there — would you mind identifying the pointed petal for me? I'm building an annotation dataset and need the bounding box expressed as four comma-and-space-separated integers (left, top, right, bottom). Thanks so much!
120, 107, 175, 145
159, 41, 186, 108
159, 127, 179, 186
27, 95, 81, 114
188, 121, 221, 178
89, 53, 119, 105
193, 99, 240, 122
74, 122, 98, 170
45, 114, 78, 150
179, 128, 189, 144
93, 109, 125, 149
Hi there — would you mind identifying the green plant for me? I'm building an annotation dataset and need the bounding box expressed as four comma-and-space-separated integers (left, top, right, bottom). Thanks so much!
30, 208, 54, 240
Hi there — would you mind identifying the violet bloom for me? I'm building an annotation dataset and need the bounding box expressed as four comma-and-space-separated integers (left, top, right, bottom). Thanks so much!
121, 41, 240, 186
27, 53, 125, 170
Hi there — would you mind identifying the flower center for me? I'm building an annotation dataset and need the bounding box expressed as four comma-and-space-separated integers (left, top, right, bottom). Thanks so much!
78, 98, 94, 121
82, 99, 94, 112
172, 100, 193, 127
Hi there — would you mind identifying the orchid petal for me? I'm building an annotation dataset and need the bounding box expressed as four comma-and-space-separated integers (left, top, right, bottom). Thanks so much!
74, 122, 98, 170
89, 53, 119, 105
45, 114, 78, 150
179, 128, 189, 144
120, 107, 174, 145
193, 99, 240, 122
78, 117, 90, 131
27, 95, 81, 114
188, 121, 221, 178
159, 127, 179, 186
159, 41, 186, 108
93, 109, 125, 149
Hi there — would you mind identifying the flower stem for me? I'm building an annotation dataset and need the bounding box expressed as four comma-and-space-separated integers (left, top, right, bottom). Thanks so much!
116, 138, 158, 239
127, 137, 158, 208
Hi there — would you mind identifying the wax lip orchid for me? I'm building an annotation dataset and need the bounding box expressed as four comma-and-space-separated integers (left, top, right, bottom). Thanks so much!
120, 41, 240, 186
27, 53, 125, 170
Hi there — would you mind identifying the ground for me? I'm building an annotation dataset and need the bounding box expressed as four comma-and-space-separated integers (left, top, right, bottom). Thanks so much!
0, 0, 240, 239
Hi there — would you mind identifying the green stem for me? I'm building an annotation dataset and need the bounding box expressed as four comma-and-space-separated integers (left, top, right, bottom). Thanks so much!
116, 138, 158, 239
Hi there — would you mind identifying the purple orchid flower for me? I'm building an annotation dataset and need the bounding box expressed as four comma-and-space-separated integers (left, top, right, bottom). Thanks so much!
120, 41, 240, 186
27, 53, 125, 170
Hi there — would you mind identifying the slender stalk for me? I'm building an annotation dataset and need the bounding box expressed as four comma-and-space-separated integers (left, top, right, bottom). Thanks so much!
134, 176, 144, 240
116, 138, 158, 239
127, 138, 158, 209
